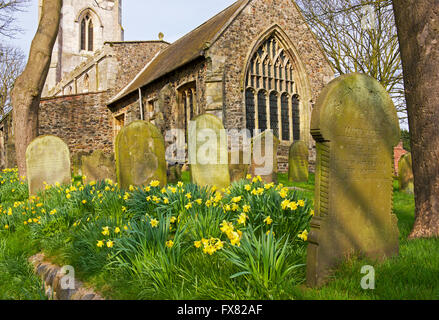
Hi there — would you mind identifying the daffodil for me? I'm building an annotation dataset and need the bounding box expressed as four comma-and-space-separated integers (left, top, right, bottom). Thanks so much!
163, 197, 170, 204
102, 226, 110, 236
243, 205, 251, 213
150, 219, 159, 228
97, 240, 104, 248
177, 181, 184, 188
185, 203, 193, 210
232, 196, 242, 203
114, 227, 121, 234
237, 213, 248, 225
150, 180, 160, 187
298, 230, 309, 241
195, 199, 202, 205
264, 216, 273, 225
165, 240, 174, 248
194, 240, 202, 248
106, 240, 114, 248
185, 193, 192, 200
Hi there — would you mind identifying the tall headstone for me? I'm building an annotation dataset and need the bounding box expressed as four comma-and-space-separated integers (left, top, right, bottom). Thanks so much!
249, 130, 279, 184
288, 141, 309, 183
115, 121, 167, 189
307, 73, 400, 287
26, 135, 71, 195
81, 150, 116, 184
398, 153, 414, 194
188, 114, 230, 190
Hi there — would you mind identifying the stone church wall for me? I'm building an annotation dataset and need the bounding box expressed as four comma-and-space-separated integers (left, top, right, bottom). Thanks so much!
39, 92, 114, 156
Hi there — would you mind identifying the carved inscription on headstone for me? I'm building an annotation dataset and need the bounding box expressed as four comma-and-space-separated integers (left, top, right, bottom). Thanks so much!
307, 73, 400, 287
26, 135, 71, 195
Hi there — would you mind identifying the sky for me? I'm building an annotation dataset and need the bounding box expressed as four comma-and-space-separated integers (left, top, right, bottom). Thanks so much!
5, 0, 237, 55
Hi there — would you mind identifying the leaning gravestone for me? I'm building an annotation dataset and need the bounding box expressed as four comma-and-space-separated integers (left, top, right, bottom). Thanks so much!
288, 141, 309, 183
115, 121, 167, 189
188, 114, 230, 190
307, 73, 400, 287
81, 150, 116, 184
249, 130, 279, 183
26, 135, 71, 195
398, 153, 414, 194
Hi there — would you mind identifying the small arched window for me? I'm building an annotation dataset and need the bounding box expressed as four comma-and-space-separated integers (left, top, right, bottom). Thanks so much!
80, 14, 93, 51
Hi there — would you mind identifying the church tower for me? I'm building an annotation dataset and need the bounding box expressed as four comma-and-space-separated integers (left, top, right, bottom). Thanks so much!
41, 0, 124, 95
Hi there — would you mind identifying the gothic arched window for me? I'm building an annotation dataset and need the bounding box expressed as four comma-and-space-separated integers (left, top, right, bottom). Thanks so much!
245, 35, 300, 141
80, 14, 94, 51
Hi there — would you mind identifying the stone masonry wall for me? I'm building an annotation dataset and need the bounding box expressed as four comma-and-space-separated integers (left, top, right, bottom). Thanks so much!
39, 92, 114, 157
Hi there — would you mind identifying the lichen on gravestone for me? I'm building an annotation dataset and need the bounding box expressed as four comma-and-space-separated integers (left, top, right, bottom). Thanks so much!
188, 114, 230, 190
25, 135, 71, 195
307, 73, 400, 287
81, 150, 116, 184
115, 120, 167, 189
288, 140, 309, 183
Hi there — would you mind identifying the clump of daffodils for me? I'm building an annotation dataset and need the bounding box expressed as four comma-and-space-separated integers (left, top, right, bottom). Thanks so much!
194, 237, 224, 255
220, 221, 242, 246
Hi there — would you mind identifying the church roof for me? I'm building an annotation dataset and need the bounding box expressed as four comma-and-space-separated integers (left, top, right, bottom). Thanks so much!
108, 0, 249, 105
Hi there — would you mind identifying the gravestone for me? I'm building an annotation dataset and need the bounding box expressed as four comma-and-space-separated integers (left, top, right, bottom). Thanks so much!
26, 135, 71, 195
307, 73, 400, 287
229, 150, 249, 183
115, 120, 167, 189
81, 150, 116, 184
398, 153, 414, 194
188, 114, 230, 190
288, 141, 309, 183
71, 151, 87, 177
249, 130, 279, 183
167, 163, 182, 184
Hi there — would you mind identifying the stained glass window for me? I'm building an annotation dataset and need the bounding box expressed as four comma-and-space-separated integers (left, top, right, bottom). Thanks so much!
281, 93, 290, 141
292, 95, 300, 141
244, 35, 299, 141
258, 91, 267, 132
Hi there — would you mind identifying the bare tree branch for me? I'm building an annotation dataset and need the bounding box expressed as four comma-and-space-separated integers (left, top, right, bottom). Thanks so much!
0, 0, 31, 38
296, 0, 407, 123
0, 44, 25, 117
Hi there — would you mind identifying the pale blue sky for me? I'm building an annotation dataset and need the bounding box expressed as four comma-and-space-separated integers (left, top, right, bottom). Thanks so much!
5, 0, 237, 55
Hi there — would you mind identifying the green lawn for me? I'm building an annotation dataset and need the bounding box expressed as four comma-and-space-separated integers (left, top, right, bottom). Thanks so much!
0, 170, 437, 300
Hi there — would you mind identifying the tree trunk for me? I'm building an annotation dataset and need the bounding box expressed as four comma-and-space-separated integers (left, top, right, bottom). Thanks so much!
392, 0, 439, 238
10, 0, 62, 176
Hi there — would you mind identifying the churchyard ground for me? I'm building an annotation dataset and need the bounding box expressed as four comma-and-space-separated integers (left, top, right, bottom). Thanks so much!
1, 169, 437, 300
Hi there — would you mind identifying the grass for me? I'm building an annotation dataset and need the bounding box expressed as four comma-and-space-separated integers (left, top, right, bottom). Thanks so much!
0, 169, 437, 300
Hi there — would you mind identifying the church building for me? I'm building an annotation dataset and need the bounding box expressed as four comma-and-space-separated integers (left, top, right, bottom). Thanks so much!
0, 0, 334, 172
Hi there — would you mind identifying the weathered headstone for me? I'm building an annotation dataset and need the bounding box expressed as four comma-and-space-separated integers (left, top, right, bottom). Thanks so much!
229, 150, 249, 183
398, 153, 414, 194
81, 150, 116, 184
188, 114, 230, 190
71, 151, 88, 176
307, 73, 400, 287
115, 120, 167, 189
26, 135, 71, 195
167, 163, 182, 184
249, 130, 279, 184
288, 141, 309, 183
